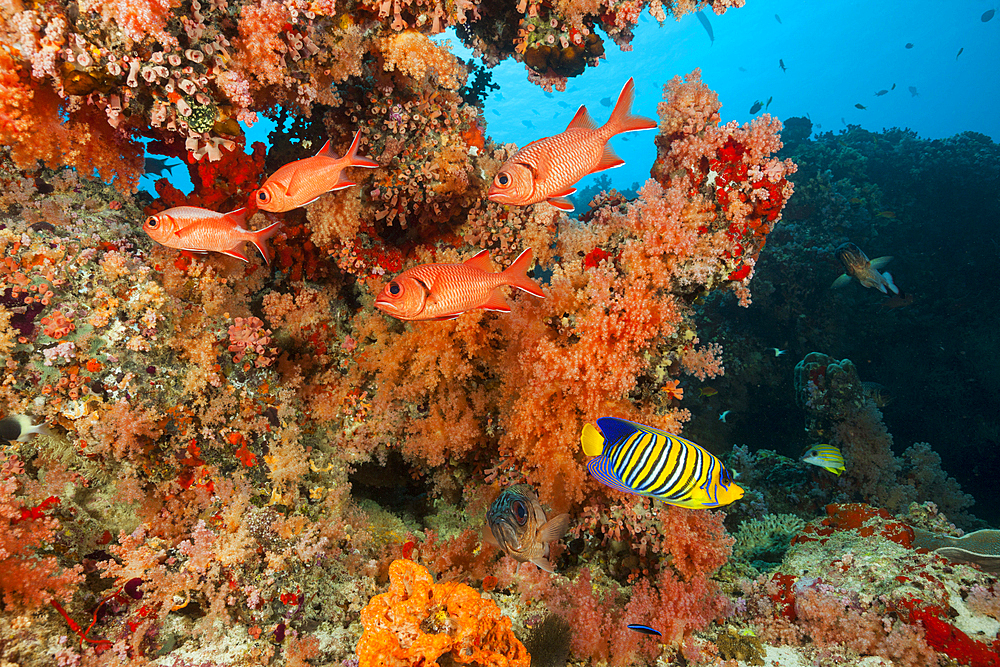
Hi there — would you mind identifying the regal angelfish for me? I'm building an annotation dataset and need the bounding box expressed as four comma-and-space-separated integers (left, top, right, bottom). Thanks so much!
581, 417, 744, 509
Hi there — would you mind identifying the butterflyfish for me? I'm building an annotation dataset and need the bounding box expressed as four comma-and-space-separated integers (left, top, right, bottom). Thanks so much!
801, 444, 846, 476
580, 417, 744, 509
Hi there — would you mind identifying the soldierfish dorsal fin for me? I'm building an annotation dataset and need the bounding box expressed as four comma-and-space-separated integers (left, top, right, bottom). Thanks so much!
566, 105, 597, 131
314, 138, 340, 160
463, 249, 493, 273
606, 77, 658, 136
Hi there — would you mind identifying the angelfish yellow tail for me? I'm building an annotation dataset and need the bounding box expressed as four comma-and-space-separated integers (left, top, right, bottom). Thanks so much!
581, 423, 606, 457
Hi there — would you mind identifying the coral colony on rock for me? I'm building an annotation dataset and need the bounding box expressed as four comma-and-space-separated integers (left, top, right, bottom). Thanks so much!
0, 1, 998, 666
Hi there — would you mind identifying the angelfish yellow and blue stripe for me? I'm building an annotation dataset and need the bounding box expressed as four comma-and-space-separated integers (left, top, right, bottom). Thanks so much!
580, 417, 744, 509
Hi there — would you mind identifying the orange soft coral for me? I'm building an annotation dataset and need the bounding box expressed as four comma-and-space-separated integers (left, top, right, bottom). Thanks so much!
357, 559, 529, 667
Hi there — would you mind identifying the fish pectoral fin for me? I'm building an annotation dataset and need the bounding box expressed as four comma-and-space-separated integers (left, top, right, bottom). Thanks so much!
479, 289, 511, 313
538, 513, 571, 543
869, 256, 893, 270
482, 526, 499, 547
589, 144, 625, 174
462, 249, 493, 272
546, 196, 575, 212
285, 168, 314, 197
831, 274, 853, 289
530, 557, 556, 574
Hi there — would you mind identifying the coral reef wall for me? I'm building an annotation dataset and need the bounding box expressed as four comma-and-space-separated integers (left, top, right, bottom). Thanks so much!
0, 1, 815, 665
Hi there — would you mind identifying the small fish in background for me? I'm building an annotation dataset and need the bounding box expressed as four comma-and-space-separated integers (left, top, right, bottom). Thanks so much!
876, 210, 896, 218
557, 101, 571, 108
801, 444, 846, 476
983, 9, 996, 22
543, 91, 554, 98
775, 13, 782, 24
855, 103, 867, 110
739, 66, 748, 72
891, 83, 897, 90
580, 417, 744, 509
488, 78, 656, 212
749, 100, 763, 114
491, 109, 500, 116
522, 119, 534, 129
699, 386, 719, 398
909, 86, 919, 97
771, 348, 787, 357
143, 156, 178, 178
254, 130, 378, 213
599, 96, 611, 107
0, 414, 52, 442
862, 381, 894, 407
875, 89, 889, 97
765, 95, 773, 111
696, 10, 715, 45
779, 59, 787, 72
831, 242, 899, 295
483, 484, 569, 573
374, 248, 544, 321
531, 108, 540, 115
956, 47, 964, 59
718, 410, 731, 422
905, 42, 914, 49
627, 624, 663, 637
143, 207, 280, 264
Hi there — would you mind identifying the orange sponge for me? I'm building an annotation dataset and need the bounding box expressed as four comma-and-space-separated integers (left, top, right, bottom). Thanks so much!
357, 559, 529, 667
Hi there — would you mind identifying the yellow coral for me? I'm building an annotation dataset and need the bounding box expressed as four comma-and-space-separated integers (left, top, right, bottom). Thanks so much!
381, 31, 464, 90
357, 559, 529, 667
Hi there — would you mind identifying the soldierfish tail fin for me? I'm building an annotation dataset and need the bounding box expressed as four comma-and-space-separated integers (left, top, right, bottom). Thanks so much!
501, 248, 545, 298
344, 129, 380, 169
606, 77, 658, 137
249, 220, 282, 265
882, 271, 899, 294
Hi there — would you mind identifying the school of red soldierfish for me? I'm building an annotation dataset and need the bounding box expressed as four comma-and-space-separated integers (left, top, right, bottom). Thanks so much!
144, 78, 656, 322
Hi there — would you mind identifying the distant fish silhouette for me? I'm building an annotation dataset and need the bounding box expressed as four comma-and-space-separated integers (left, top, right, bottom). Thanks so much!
765, 95, 773, 110
749, 100, 763, 114
557, 101, 571, 108
855, 103, 867, 110
543, 91, 554, 98
875, 90, 889, 97
696, 10, 715, 45
532, 109, 540, 115
956, 47, 964, 59
905, 42, 914, 49
496, 92, 504, 101
982, 9, 995, 22
144, 156, 178, 178
908, 86, 919, 96
491, 109, 500, 116
739, 66, 748, 72
775, 14, 782, 24
779, 59, 787, 72
599, 97, 611, 107
521, 119, 534, 129
891, 83, 896, 90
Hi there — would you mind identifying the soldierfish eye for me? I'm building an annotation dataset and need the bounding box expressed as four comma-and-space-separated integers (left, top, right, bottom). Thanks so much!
497, 173, 510, 186
145, 216, 158, 229
257, 190, 270, 203
388, 281, 401, 296
512, 500, 528, 525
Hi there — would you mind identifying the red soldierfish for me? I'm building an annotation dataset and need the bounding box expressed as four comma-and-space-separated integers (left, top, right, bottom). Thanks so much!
143, 206, 280, 264
374, 248, 544, 321
487, 77, 656, 212
253, 130, 379, 212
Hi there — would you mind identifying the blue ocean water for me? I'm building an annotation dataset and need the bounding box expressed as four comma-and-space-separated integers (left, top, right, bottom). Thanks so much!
147, 0, 999, 197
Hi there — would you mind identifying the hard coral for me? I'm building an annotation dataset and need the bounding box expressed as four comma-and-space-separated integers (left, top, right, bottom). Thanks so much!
357, 559, 529, 667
